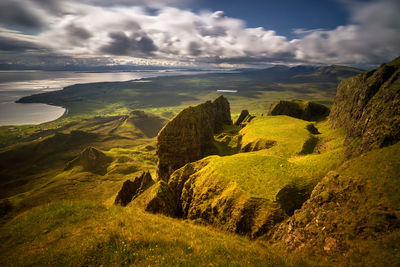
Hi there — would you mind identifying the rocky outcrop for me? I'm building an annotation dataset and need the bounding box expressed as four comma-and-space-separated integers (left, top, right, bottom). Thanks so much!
268, 100, 330, 121
272, 171, 400, 254
166, 159, 287, 238
238, 138, 276, 152
329, 56, 400, 157
64, 147, 111, 175
239, 114, 255, 128
131, 180, 178, 217
114, 171, 154, 206
234, 110, 249, 125
156, 96, 232, 181
272, 142, 400, 255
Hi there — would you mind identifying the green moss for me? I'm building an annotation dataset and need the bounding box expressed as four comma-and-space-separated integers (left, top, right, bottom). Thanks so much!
239, 116, 310, 158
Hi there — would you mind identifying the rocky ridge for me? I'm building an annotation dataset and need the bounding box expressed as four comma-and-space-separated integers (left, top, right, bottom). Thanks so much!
329, 56, 400, 157
156, 96, 232, 181
64, 146, 111, 175
114, 171, 154, 206
268, 100, 330, 121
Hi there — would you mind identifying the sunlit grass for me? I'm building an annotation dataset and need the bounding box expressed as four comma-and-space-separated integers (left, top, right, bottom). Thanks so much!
0, 201, 308, 266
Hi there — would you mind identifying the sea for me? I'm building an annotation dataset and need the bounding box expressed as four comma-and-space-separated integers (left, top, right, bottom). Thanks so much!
0, 70, 209, 126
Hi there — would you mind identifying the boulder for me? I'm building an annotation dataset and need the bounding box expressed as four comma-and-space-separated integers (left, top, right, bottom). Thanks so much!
329, 56, 400, 157
114, 171, 154, 206
64, 147, 111, 175
234, 110, 249, 125
268, 100, 330, 121
156, 96, 232, 181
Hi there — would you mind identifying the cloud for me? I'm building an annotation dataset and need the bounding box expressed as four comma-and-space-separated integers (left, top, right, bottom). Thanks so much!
293, 0, 400, 65
65, 24, 93, 45
0, 1, 44, 29
0, 36, 40, 52
100, 31, 157, 56
0, 0, 399, 67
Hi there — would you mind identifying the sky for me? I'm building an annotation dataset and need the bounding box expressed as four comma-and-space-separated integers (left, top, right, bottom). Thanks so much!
0, 0, 399, 69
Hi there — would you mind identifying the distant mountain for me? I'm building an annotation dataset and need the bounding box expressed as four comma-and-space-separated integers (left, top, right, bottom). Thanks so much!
242, 64, 362, 82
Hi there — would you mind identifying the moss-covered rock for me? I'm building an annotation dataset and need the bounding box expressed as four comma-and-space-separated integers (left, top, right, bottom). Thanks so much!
238, 138, 277, 152
114, 171, 154, 206
238, 114, 255, 128
268, 100, 330, 121
166, 158, 288, 238
234, 110, 249, 125
329, 56, 400, 157
131, 180, 178, 217
156, 96, 232, 181
64, 147, 112, 175
272, 142, 400, 255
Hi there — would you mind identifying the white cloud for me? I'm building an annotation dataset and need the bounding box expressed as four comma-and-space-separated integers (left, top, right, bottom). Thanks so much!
293, 0, 400, 65
0, 0, 399, 67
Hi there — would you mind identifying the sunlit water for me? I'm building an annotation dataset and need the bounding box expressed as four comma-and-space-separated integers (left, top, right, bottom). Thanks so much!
0, 70, 208, 126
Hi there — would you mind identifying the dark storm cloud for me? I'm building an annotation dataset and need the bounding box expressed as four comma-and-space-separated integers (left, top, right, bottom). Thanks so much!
0, 1, 44, 29
100, 31, 158, 56
65, 24, 92, 45
0, 36, 40, 52
188, 42, 202, 56
198, 53, 299, 65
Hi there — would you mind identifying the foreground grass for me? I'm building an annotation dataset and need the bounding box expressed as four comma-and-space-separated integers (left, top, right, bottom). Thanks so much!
0, 201, 308, 266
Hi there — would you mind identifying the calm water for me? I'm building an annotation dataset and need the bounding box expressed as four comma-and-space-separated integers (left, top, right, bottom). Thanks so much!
0, 70, 206, 126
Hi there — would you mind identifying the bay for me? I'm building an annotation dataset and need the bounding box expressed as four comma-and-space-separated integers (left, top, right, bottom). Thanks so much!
0, 70, 207, 126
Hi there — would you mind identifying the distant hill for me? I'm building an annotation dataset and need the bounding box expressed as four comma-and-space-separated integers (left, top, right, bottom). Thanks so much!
242, 64, 362, 82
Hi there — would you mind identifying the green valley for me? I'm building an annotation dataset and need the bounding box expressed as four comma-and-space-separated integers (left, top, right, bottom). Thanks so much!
1, 60, 399, 266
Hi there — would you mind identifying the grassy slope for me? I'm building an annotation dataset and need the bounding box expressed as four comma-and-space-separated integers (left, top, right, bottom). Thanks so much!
1, 65, 359, 149
0, 113, 165, 213
0, 201, 307, 266
200, 116, 346, 200
273, 142, 400, 267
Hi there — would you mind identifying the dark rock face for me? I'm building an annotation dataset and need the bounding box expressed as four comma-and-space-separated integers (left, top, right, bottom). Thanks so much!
272, 170, 400, 254
239, 114, 255, 128
114, 171, 154, 206
268, 100, 330, 121
276, 184, 310, 216
156, 96, 232, 181
238, 138, 276, 152
166, 160, 286, 238
329, 57, 400, 157
234, 110, 249, 125
141, 181, 177, 216
64, 147, 111, 175
0, 199, 12, 218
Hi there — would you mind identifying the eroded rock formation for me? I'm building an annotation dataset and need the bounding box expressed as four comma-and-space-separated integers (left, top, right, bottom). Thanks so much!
268, 100, 330, 121
167, 159, 286, 238
156, 96, 232, 181
234, 110, 249, 125
114, 171, 154, 206
64, 146, 111, 175
329, 56, 400, 157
